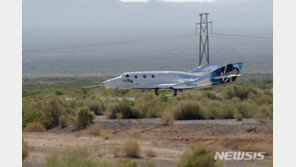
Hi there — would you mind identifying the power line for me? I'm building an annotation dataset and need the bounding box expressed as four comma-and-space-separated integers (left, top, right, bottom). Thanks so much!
210, 34, 273, 42
211, 32, 272, 40
23, 35, 195, 52
23, 32, 273, 52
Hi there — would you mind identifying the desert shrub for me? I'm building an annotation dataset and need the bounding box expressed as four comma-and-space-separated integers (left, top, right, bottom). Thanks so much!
101, 158, 137, 167
42, 98, 66, 128
129, 128, 142, 138
217, 138, 228, 148
256, 105, 273, 119
239, 144, 261, 152
87, 123, 101, 136
224, 85, 257, 100
145, 149, 156, 158
45, 146, 100, 167
219, 101, 236, 119
108, 99, 140, 119
202, 100, 222, 119
159, 93, 169, 102
238, 102, 257, 118
138, 160, 156, 167
123, 140, 141, 158
114, 158, 137, 167
177, 93, 194, 101
100, 131, 111, 140
176, 146, 220, 167
234, 112, 243, 121
55, 90, 64, 96
22, 109, 48, 128
77, 107, 95, 128
160, 110, 175, 125
89, 100, 105, 115
22, 139, 29, 160
24, 122, 46, 132
174, 101, 205, 120
112, 143, 122, 158
69, 115, 77, 124
202, 91, 219, 100
134, 94, 164, 118
256, 94, 273, 105
58, 115, 69, 128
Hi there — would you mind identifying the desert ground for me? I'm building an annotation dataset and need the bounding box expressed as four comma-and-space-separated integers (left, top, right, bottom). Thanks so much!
23, 116, 272, 167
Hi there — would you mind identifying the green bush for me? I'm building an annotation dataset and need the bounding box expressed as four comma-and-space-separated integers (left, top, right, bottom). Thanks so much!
134, 94, 164, 118
239, 144, 261, 152
108, 99, 140, 119
201, 100, 221, 119
87, 123, 101, 137
138, 160, 155, 167
43, 98, 66, 128
45, 146, 100, 167
202, 91, 219, 100
77, 107, 95, 128
224, 85, 257, 100
114, 158, 137, 167
58, 115, 69, 128
219, 101, 236, 119
123, 140, 141, 158
89, 100, 105, 115
160, 110, 175, 125
238, 102, 257, 118
24, 122, 46, 132
174, 101, 205, 120
176, 146, 220, 167
256, 94, 273, 105
22, 109, 48, 128
256, 104, 273, 119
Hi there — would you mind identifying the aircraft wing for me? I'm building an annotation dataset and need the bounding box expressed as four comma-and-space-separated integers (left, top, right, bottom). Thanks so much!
173, 63, 243, 89
189, 64, 218, 73
135, 83, 177, 89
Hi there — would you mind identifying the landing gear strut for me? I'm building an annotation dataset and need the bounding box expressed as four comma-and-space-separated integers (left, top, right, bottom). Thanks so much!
154, 88, 159, 96
173, 89, 178, 96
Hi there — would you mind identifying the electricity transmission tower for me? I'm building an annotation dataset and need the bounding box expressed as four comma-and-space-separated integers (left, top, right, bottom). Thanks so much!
196, 13, 212, 66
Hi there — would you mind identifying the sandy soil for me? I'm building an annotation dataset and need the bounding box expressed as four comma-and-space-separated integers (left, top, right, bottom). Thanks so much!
23, 117, 273, 167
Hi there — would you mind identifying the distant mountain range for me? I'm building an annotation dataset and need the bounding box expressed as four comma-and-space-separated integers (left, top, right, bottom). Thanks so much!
23, 0, 272, 29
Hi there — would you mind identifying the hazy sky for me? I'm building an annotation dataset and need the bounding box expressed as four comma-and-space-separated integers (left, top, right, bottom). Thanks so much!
23, 0, 272, 29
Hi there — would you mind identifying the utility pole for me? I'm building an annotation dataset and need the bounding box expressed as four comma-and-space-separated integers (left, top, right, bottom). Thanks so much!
196, 13, 212, 66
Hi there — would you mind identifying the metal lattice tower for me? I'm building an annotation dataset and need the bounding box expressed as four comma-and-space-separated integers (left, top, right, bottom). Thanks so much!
196, 13, 212, 66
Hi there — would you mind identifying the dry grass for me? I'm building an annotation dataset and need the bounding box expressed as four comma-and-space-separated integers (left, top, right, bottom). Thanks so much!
24, 122, 46, 132
128, 128, 142, 138
122, 140, 141, 158
112, 143, 121, 158
100, 131, 111, 140
160, 110, 174, 125
22, 139, 29, 160
145, 149, 156, 158
87, 123, 101, 136
239, 144, 273, 156
239, 144, 262, 152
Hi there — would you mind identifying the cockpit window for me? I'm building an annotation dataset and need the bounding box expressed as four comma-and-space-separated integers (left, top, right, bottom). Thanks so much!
143, 75, 146, 78
134, 75, 138, 79
125, 74, 129, 78
151, 75, 155, 78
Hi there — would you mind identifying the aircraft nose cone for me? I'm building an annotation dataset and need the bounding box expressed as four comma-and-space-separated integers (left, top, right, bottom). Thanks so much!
100, 81, 106, 86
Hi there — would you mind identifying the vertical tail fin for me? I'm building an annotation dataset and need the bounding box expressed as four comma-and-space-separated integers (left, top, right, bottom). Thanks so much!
173, 63, 243, 89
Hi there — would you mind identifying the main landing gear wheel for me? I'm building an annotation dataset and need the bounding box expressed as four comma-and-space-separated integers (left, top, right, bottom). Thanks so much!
173, 89, 178, 96
154, 88, 159, 96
